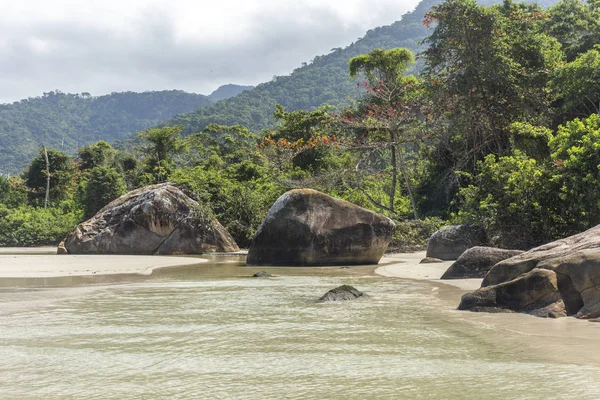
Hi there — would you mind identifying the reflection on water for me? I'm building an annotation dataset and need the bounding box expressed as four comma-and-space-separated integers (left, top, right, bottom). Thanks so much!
1, 256, 600, 399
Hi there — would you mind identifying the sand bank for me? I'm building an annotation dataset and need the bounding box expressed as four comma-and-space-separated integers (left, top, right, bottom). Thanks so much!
377, 251, 481, 290
0, 254, 207, 279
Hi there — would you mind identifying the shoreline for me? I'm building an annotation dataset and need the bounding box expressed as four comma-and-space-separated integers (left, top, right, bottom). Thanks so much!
377, 251, 600, 365
0, 255, 208, 286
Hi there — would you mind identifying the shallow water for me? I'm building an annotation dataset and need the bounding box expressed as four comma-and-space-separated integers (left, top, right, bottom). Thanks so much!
1, 256, 600, 399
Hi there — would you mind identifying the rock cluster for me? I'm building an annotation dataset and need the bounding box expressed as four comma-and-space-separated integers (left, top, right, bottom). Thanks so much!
459, 225, 600, 319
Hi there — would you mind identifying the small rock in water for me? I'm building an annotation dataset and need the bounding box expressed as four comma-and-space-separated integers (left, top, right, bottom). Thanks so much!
420, 257, 442, 264
252, 271, 273, 278
319, 285, 365, 302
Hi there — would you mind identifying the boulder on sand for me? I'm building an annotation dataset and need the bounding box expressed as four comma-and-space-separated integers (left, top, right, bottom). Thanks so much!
319, 285, 365, 302
458, 268, 566, 318
246, 189, 395, 266
461, 224, 600, 319
426, 225, 488, 261
64, 183, 239, 255
441, 246, 523, 279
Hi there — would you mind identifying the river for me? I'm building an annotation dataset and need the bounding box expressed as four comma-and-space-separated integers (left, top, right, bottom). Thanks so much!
1, 255, 599, 399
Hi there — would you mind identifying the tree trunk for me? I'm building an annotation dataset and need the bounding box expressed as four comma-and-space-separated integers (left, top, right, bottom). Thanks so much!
43, 144, 50, 209
398, 148, 419, 220
389, 132, 398, 214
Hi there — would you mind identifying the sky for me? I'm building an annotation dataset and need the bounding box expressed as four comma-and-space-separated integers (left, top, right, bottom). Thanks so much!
0, 0, 419, 103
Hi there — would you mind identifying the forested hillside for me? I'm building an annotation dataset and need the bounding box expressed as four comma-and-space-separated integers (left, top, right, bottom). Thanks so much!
163, 0, 559, 135
164, 0, 439, 134
0, 84, 262, 175
0, 90, 216, 174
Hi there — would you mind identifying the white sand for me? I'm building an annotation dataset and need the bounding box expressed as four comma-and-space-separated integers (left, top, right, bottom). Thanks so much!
0, 254, 207, 278
377, 251, 482, 290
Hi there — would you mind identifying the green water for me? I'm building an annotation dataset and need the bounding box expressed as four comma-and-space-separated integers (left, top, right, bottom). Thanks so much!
1, 256, 599, 399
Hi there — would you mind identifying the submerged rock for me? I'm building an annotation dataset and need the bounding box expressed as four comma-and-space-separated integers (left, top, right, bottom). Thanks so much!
420, 257, 443, 264
64, 183, 239, 255
319, 285, 365, 302
252, 271, 273, 278
426, 225, 488, 261
458, 268, 566, 318
246, 189, 395, 266
460, 224, 600, 319
441, 246, 523, 279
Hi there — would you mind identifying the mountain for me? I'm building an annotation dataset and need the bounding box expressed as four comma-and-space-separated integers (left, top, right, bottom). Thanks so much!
0, 90, 214, 175
208, 84, 255, 102
162, 0, 437, 135
163, 0, 560, 135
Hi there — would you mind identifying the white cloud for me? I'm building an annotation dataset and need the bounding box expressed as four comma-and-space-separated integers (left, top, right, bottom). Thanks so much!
0, 0, 419, 103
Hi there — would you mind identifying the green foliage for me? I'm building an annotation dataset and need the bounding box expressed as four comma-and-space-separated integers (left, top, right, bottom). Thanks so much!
551, 47, 600, 123
0, 203, 82, 246
23, 148, 77, 204
78, 141, 117, 171
453, 151, 553, 249
349, 48, 415, 84
138, 126, 188, 183
83, 166, 127, 218
549, 114, 600, 232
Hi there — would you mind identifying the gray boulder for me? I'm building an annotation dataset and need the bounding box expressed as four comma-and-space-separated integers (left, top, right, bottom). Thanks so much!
64, 183, 239, 255
246, 189, 395, 266
458, 268, 566, 318
426, 225, 488, 260
463, 224, 600, 319
441, 246, 523, 279
319, 285, 365, 302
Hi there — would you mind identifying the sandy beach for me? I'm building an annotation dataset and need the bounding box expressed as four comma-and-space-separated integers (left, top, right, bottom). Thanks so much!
0, 252, 207, 279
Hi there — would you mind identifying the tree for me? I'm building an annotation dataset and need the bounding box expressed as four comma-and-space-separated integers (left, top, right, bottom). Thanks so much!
78, 141, 117, 171
138, 126, 187, 182
340, 47, 422, 218
24, 147, 77, 204
423, 0, 563, 172
83, 166, 127, 217
551, 47, 600, 123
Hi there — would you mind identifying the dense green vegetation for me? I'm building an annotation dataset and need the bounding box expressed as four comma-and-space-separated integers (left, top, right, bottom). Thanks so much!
0, 85, 253, 175
2, 0, 599, 254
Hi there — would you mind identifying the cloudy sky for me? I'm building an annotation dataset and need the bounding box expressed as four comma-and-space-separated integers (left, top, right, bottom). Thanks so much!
0, 0, 419, 103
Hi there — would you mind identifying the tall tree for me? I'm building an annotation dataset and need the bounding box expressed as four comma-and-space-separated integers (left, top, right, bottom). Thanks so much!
341, 48, 422, 218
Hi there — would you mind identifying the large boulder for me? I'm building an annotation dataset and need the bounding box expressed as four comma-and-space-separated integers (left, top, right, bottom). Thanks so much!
464, 224, 600, 319
64, 183, 239, 255
246, 189, 395, 266
458, 268, 566, 318
441, 246, 523, 279
426, 225, 487, 260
